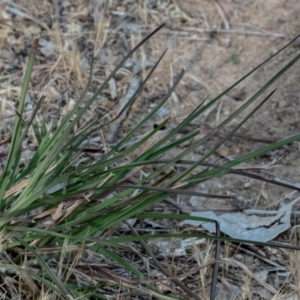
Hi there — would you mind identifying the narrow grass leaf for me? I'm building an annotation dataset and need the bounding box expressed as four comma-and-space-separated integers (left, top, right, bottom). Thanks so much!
15, 237, 74, 299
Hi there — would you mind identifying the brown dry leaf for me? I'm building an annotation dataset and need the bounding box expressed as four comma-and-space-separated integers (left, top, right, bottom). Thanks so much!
4, 178, 31, 199
59, 199, 85, 223
0, 11, 13, 38
33, 208, 57, 219
52, 203, 64, 221
19, 270, 39, 295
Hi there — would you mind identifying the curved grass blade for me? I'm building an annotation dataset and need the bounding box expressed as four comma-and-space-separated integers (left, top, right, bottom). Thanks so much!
0, 37, 39, 201
106, 184, 233, 199
168, 89, 277, 185
188, 132, 300, 184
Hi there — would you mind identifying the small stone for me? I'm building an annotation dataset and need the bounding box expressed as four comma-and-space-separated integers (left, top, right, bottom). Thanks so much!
243, 182, 251, 188
218, 145, 230, 157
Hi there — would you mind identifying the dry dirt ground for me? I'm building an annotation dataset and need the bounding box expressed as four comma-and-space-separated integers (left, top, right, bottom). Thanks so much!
1, 0, 300, 299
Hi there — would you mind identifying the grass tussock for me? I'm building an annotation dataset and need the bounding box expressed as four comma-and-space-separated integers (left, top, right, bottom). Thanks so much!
0, 2, 300, 299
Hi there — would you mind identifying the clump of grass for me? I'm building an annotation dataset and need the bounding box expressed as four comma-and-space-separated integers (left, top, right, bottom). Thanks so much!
1, 24, 300, 299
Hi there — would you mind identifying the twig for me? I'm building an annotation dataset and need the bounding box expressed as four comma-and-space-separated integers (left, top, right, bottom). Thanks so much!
222, 258, 278, 295
118, 184, 234, 199
162, 198, 220, 300
210, 0, 230, 30
164, 198, 192, 214
5, 5, 50, 31
0, 146, 105, 159
260, 170, 300, 191
0, 137, 11, 146
126, 221, 202, 300
54, 0, 62, 25
35, 27, 285, 38
106, 75, 141, 143
179, 27, 285, 37
109, 26, 284, 38
233, 243, 287, 270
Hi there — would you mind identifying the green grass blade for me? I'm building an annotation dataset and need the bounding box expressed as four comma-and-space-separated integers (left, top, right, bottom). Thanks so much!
0, 37, 39, 200
103, 69, 185, 159
142, 46, 300, 185
188, 132, 300, 184
168, 89, 277, 185
15, 237, 74, 299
